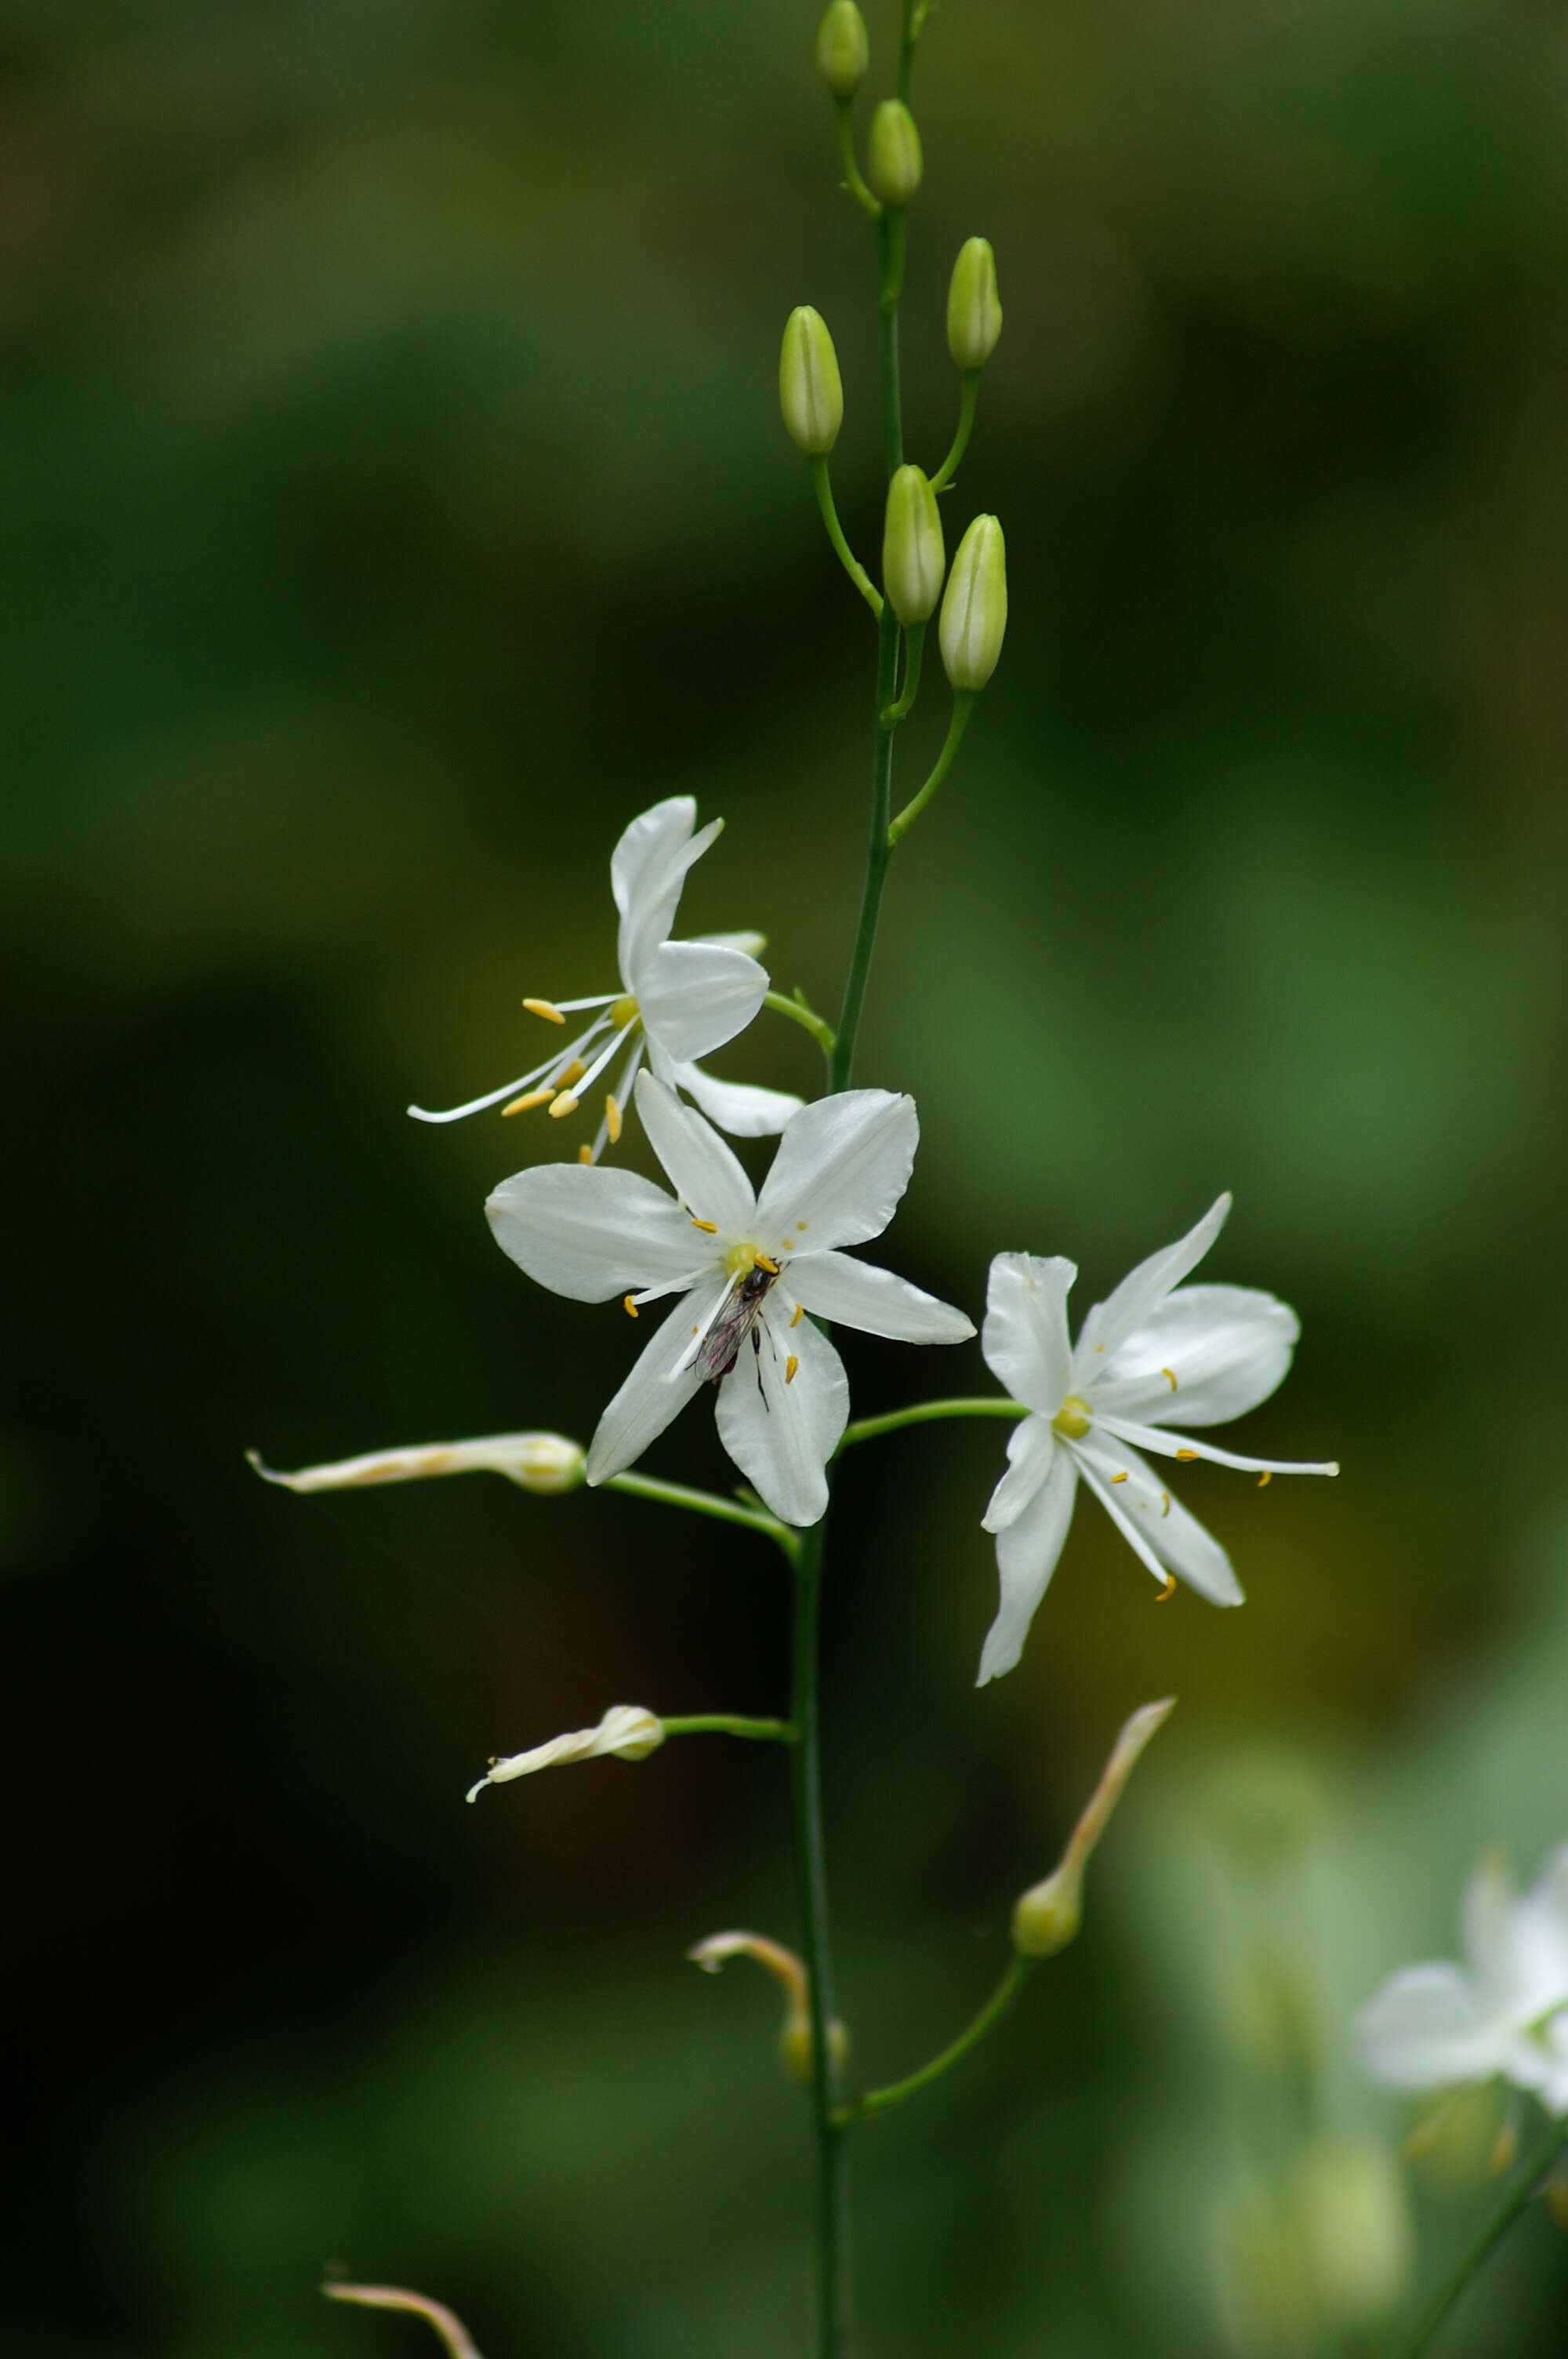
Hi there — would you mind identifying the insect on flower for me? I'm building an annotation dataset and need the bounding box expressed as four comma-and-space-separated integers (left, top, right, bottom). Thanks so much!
695, 1256, 783, 1398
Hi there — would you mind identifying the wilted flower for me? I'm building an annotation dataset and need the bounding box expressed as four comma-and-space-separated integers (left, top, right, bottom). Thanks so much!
976, 1196, 1336, 1681
248, 1431, 586, 1496
486, 1070, 973, 1528
1012, 1697, 1174, 1957
688, 1928, 849, 2086
467, 1705, 665, 1802
409, 796, 799, 1159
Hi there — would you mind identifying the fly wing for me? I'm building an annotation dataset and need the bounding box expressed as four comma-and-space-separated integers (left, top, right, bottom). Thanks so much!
692, 1275, 760, 1384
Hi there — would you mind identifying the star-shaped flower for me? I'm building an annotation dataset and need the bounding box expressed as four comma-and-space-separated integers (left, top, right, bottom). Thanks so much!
975, 1194, 1337, 1682
486, 1071, 975, 1526
409, 795, 800, 1161
1357, 1845, 1568, 2112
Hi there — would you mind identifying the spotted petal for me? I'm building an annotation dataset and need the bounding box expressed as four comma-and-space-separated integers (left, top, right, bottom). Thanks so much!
713, 1307, 848, 1526
753, 1090, 918, 1252
635, 938, 768, 1067
978, 1446, 1080, 1684
487, 1164, 712, 1303
1090, 1284, 1298, 1427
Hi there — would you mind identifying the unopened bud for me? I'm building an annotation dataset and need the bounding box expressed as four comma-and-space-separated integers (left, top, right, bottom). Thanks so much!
467, 1704, 664, 1801
946, 237, 1002, 370
939, 514, 1007, 691
689, 1930, 850, 2089
866, 100, 923, 207
1012, 1698, 1174, 1958
881, 465, 945, 626
779, 306, 844, 457
815, 1, 869, 98
248, 1430, 586, 1496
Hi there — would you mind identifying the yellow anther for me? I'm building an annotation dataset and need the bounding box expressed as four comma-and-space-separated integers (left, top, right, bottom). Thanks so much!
796, 1219, 808, 1230
1155, 1573, 1177, 1603
550, 1093, 581, 1119
557, 1059, 587, 1089
1160, 1492, 1171, 1518
1110, 1471, 1128, 1485
1174, 1448, 1200, 1462
578, 1143, 593, 1165
1161, 1367, 1178, 1391
785, 1356, 800, 1385
524, 998, 566, 1023
609, 994, 640, 1031
623, 1295, 640, 1318
1257, 1470, 1272, 1488
691, 1218, 719, 1234
789, 1303, 804, 1329
756, 1253, 781, 1275
604, 1094, 622, 1145
1052, 1394, 1093, 1441
503, 1087, 556, 1114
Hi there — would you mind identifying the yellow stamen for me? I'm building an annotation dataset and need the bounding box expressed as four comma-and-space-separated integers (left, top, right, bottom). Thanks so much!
578, 1143, 593, 1165
503, 1087, 556, 1115
524, 998, 566, 1023
1110, 1471, 1127, 1485
1160, 1492, 1171, 1517
691, 1218, 719, 1234
785, 1356, 799, 1384
556, 1059, 587, 1089
755, 1253, 781, 1275
550, 1093, 581, 1119
1161, 1367, 1178, 1391
1257, 1470, 1272, 1488
1175, 1448, 1200, 1462
1155, 1573, 1177, 1603
623, 1295, 640, 1318
789, 1303, 804, 1329
604, 1094, 622, 1145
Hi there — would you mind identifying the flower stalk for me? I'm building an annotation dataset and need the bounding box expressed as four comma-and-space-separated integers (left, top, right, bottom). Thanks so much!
1388, 2113, 1568, 2359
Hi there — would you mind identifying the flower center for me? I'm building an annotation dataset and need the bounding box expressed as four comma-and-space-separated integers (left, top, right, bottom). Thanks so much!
724, 1239, 786, 1279
609, 994, 641, 1032
1052, 1394, 1093, 1441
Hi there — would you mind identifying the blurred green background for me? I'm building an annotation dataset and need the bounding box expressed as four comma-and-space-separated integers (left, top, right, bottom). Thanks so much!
5, 0, 1568, 2354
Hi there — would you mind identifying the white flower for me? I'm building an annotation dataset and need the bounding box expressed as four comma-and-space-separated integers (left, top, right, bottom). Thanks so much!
485, 1070, 975, 1527
975, 1194, 1337, 1682
466, 1704, 665, 1802
408, 795, 800, 1161
1357, 1845, 1568, 2112
247, 1431, 586, 1495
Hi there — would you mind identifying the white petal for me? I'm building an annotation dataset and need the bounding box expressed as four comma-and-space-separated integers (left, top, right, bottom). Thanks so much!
1089, 1284, 1299, 1427
753, 1089, 919, 1252
677, 1063, 803, 1138
981, 1412, 1055, 1534
611, 797, 723, 977
633, 1070, 756, 1236
633, 939, 768, 1065
486, 1164, 711, 1303
586, 1294, 712, 1483
786, 1249, 975, 1343
977, 1448, 1080, 1683
713, 1309, 848, 1526
1461, 1852, 1519, 1997
1075, 1436, 1244, 1605
981, 1252, 1076, 1414
1356, 1962, 1508, 2090
1512, 1845, 1568, 2017
1089, 1408, 1338, 1479
1070, 1194, 1232, 1385
696, 929, 767, 958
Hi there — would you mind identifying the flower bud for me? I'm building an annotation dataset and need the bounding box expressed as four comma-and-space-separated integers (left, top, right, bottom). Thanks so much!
1012, 1698, 1174, 1958
248, 1430, 586, 1496
467, 1705, 664, 1801
946, 236, 1002, 370
881, 464, 945, 626
938, 514, 1007, 691
815, 1, 869, 98
779, 306, 844, 457
866, 100, 923, 207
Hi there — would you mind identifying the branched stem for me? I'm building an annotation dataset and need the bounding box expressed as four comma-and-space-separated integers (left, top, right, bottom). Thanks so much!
837, 1957, 1034, 2125
931, 372, 980, 493
764, 989, 836, 1056
808, 458, 884, 616
833, 96, 881, 219
1388, 2114, 1568, 2359
604, 1470, 797, 1558
880, 624, 925, 726
838, 1397, 1027, 1453
887, 692, 974, 845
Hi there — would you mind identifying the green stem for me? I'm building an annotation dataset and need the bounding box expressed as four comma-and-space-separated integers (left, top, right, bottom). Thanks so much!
764, 989, 836, 1056
880, 623, 925, 726
660, 1714, 797, 1743
838, 1396, 1027, 1453
1388, 2114, 1568, 2359
837, 1956, 1034, 2126
898, 0, 928, 102
790, 1518, 850, 2357
808, 458, 884, 617
604, 1470, 797, 1558
887, 691, 974, 846
833, 95, 881, 219
930, 372, 980, 493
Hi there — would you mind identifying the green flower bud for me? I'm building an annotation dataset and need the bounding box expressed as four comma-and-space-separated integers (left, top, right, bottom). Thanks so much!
866, 99, 923, 207
938, 514, 1007, 690
1011, 1863, 1081, 1960
881, 464, 945, 626
946, 236, 1002, 370
815, 1, 869, 98
779, 306, 844, 457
